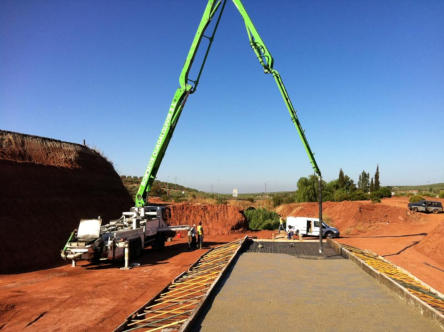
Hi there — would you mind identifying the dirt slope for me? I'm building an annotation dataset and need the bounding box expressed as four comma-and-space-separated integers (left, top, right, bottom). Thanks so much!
276, 199, 425, 236
416, 221, 444, 264
0, 130, 133, 273
169, 203, 248, 235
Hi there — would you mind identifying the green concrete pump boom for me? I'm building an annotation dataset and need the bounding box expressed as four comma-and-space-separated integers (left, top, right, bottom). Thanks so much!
135, 0, 321, 207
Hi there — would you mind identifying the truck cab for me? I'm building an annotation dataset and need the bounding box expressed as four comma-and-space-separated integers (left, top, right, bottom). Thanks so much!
285, 216, 340, 238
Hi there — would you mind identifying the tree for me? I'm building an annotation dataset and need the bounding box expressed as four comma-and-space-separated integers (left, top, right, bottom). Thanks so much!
374, 165, 380, 191
343, 175, 356, 192
370, 178, 374, 192
295, 175, 328, 202
295, 176, 318, 202
358, 170, 370, 192
338, 169, 345, 188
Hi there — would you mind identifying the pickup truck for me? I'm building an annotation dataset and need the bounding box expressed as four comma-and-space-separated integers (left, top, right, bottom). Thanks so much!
408, 200, 443, 214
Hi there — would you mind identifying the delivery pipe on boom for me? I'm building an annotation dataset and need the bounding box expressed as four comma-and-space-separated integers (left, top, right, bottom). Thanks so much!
135, 0, 323, 242
135, 0, 227, 207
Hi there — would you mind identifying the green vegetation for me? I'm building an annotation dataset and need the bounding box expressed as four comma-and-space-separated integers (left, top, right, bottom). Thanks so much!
294, 167, 392, 203
272, 192, 296, 207
121, 176, 199, 202
120, 166, 440, 206
392, 183, 444, 197
409, 195, 425, 203
244, 208, 280, 230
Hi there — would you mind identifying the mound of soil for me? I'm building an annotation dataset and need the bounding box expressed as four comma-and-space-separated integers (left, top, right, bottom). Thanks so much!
416, 221, 444, 265
0, 130, 133, 273
276, 200, 418, 235
169, 203, 248, 235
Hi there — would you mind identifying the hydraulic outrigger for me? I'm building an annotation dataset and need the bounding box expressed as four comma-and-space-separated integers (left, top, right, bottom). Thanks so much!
135, 0, 324, 251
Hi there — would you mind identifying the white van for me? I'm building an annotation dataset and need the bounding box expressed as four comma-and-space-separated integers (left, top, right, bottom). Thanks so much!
285, 216, 340, 238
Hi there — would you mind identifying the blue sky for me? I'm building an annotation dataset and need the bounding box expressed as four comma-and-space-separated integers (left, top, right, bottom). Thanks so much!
1, 0, 443, 193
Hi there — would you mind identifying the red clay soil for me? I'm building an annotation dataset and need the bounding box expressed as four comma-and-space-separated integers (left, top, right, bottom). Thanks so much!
415, 221, 444, 267
168, 203, 248, 235
277, 197, 444, 292
0, 131, 133, 273
0, 233, 270, 331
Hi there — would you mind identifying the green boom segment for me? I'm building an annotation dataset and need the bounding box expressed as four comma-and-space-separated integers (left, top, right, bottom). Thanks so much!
135, 0, 321, 207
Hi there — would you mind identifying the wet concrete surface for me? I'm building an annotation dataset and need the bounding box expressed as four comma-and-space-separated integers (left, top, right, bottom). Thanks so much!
245, 240, 340, 258
195, 253, 442, 331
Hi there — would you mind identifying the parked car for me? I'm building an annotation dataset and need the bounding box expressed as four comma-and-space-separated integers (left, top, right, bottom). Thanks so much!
408, 200, 443, 214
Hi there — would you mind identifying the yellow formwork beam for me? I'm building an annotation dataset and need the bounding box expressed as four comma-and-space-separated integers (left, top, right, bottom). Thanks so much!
144, 318, 187, 332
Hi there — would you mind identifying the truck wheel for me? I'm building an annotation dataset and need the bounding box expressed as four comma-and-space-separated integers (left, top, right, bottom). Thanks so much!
433, 209, 439, 214
412, 207, 418, 212
325, 232, 333, 239
129, 239, 142, 259
134, 239, 142, 258
152, 234, 165, 251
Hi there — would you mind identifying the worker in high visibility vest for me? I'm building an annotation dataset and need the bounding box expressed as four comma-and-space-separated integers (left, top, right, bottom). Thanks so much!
278, 216, 286, 234
197, 221, 204, 249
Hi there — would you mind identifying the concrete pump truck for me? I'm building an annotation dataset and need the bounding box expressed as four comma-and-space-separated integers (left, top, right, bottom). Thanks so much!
61, 0, 323, 267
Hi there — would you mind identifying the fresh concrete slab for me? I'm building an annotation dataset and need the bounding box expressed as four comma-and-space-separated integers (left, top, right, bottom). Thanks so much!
195, 253, 442, 331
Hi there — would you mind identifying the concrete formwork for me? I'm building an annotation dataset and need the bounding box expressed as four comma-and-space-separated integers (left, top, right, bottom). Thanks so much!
193, 247, 442, 331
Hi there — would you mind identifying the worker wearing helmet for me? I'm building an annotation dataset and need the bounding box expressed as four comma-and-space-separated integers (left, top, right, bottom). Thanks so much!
197, 222, 204, 249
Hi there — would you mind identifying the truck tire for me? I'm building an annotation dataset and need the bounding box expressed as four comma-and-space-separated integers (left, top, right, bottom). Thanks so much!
325, 232, 333, 239
433, 209, 439, 214
129, 239, 142, 259
412, 207, 418, 212
152, 234, 165, 251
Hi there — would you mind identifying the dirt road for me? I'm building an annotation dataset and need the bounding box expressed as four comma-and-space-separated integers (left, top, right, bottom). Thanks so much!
0, 233, 271, 331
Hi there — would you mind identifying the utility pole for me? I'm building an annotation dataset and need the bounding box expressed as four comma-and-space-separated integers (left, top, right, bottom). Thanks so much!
318, 175, 323, 254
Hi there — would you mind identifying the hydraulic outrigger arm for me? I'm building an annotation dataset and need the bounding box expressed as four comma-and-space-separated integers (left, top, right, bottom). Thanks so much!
135, 0, 321, 207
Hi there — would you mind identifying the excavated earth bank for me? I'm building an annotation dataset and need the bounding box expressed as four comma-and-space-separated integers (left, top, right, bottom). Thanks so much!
169, 203, 248, 235
0, 130, 133, 273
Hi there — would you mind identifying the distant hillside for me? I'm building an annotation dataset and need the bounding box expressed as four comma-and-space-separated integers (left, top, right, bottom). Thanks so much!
121, 176, 199, 201
392, 183, 444, 193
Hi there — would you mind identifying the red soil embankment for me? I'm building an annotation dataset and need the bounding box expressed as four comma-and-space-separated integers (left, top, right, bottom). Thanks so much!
0, 130, 133, 273
169, 203, 248, 235
416, 221, 444, 263
276, 200, 422, 235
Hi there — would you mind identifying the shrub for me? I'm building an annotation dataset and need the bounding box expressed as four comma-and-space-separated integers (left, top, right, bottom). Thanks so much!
350, 190, 368, 201
333, 189, 350, 202
369, 187, 392, 201
244, 208, 280, 230
272, 195, 283, 207
409, 195, 424, 203
440, 192, 444, 199
151, 182, 166, 196
216, 197, 227, 204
